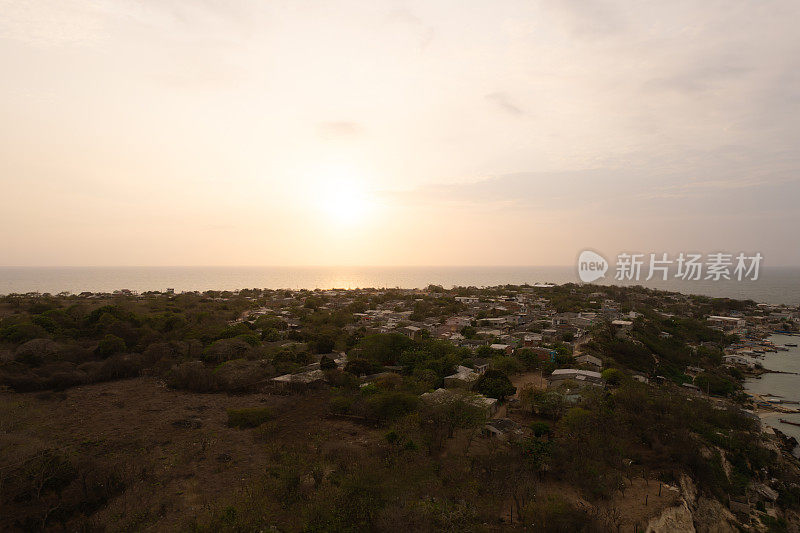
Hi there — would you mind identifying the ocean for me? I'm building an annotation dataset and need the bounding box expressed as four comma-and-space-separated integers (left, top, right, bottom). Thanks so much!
0, 266, 799, 304
744, 335, 800, 450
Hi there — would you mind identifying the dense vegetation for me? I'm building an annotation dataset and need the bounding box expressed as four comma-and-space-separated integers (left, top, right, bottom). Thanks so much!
1, 286, 798, 531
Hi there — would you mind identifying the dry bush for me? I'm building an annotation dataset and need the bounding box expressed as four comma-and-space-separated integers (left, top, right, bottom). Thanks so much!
1, 449, 134, 531
214, 359, 274, 392
0, 362, 46, 391
46, 370, 87, 391
166, 361, 217, 392
14, 338, 60, 366
87, 354, 142, 382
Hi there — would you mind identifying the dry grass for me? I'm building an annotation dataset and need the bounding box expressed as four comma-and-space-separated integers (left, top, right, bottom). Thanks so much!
0, 376, 380, 531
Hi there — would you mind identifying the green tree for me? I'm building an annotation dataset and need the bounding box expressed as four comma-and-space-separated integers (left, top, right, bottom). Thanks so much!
601, 368, 624, 387
95, 334, 126, 358
473, 369, 516, 400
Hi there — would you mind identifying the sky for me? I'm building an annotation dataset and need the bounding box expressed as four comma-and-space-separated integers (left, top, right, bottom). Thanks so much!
1, 0, 799, 267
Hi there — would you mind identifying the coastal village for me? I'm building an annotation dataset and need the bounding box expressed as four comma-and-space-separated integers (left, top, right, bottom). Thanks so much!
1, 283, 800, 531
238, 284, 800, 414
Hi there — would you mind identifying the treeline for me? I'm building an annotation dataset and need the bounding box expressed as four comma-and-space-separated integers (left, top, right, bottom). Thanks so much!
0, 292, 260, 391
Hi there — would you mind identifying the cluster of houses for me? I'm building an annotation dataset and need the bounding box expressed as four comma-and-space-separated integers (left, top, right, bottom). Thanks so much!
342, 291, 645, 360
711, 306, 800, 374
237, 288, 656, 370
238, 287, 799, 413
708, 305, 800, 338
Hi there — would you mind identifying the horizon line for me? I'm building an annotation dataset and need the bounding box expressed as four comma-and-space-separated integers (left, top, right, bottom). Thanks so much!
1, 264, 800, 269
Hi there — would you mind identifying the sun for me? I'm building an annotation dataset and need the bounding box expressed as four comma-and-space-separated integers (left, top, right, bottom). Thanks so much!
324, 183, 369, 224
309, 163, 374, 226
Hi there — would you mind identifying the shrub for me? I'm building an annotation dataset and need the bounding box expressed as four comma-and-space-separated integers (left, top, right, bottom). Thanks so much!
360, 383, 379, 395
530, 421, 552, 438
203, 338, 252, 363
601, 368, 624, 386
329, 395, 355, 415
236, 334, 261, 347
261, 328, 280, 342
89, 354, 142, 382
167, 361, 218, 392
214, 359, 274, 392
523, 495, 601, 532
0, 322, 48, 344
364, 392, 419, 423
227, 407, 273, 428
14, 338, 59, 366
374, 373, 402, 391
47, 370, 87, 390
14, 449, 77, 500
0, 366, 46, 391
325, 369, 359, 389
95, 334, 126, 358
694, 372, 736, 396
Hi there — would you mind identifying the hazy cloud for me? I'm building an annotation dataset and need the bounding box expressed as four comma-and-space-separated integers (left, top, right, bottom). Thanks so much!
485, 92, 524, 116
405, 162, 800, 220
386, 8, 435, 49
3, 0, 800, 266
317, 121, 364, 140
544, 0, 624, 39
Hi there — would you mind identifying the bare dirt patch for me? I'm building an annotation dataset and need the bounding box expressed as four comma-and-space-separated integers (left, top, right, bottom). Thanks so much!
510, 371, 546, 398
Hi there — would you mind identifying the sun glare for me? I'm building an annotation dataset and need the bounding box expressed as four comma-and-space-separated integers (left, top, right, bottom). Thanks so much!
308, 163, 374, 226
325, 184, 368, 224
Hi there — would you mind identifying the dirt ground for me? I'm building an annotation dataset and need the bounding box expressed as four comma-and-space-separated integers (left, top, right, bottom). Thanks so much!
510, 371, 547, 398
498, 478, 680, 529
1, 374, 681, 531
0, 377, 378, 530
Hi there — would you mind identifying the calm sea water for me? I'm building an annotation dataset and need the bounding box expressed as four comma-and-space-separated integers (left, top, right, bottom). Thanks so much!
744, 335, 800, 450
0, 266, 799, 304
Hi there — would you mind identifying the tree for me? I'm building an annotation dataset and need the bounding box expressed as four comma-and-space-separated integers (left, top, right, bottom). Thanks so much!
344, 358, 380, 376
520, 387, 567, 420
461, 325, 477, 339
94, 334, 126, 358
694, 372, 736, 396
601, 368, 624, 387
357, 333, 414, 365
364, 392, 419, 423
419, 392, 488, 453
474, 439, 549, 524
309, 332, 336, 354
473, 369, 516, 400
515, 348, 541, 370
492, 355, 524, 375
